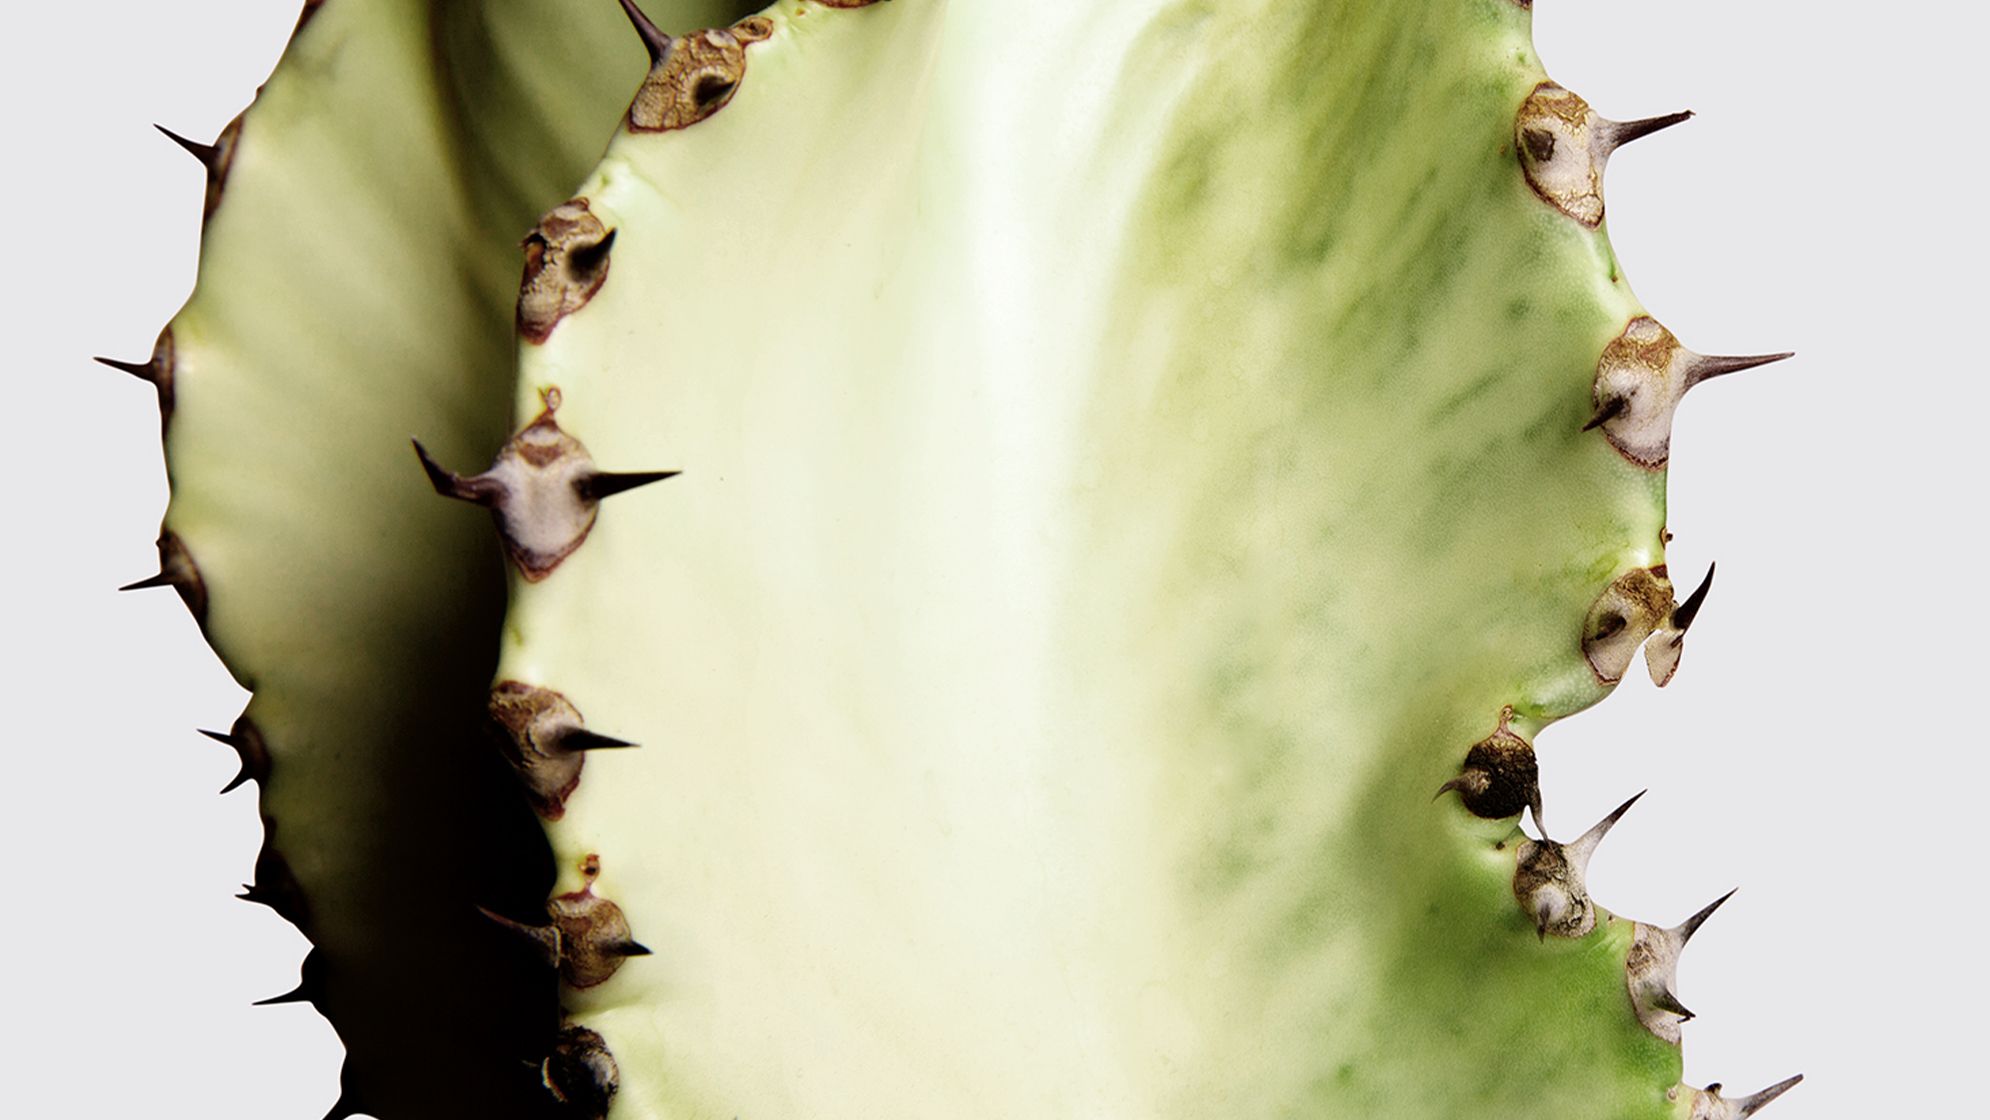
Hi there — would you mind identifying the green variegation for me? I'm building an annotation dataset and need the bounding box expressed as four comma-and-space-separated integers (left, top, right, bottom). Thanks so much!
112, 1, 1799, 1117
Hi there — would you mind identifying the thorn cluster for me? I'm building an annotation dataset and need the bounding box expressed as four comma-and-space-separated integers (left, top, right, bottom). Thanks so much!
479, 856, 651, 990
1512, 791, 1643, 939
413, 387, 678, 581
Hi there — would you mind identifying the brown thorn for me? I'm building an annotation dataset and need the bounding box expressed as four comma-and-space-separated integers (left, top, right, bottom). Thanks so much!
93, 354, 156, 382
1649, 987, 1695, 1020
1433, 776, 1476, 801
119, 571, 179, 593
1583, 394, 1628, 432
1596, 788, 1646, 832
1672, 563, 1717, 634
154, 123, 218, 169
611, 940, 653, 959
240, 844, 309, 926
1685, 350, 1795, 389
411, 440, 500, 505
477, 905, 561, 965
562, 730, 639, 752
577, 470, 680, 502
1737, 1075, 1805, 1117
131, 532, 206, 622
616, 0, 674, 65
1602, 109, 1694, 152
1678, 887, 1738, 942
253, 950, 324, 1007
1568, 789, 1646, 864
199, 728, 254, 794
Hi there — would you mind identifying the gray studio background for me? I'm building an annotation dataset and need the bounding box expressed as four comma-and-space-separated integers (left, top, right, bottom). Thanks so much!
3, 1, 1982, 1116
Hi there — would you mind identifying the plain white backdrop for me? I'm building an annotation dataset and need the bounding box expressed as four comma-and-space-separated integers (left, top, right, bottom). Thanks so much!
3, 1, 1982, 1117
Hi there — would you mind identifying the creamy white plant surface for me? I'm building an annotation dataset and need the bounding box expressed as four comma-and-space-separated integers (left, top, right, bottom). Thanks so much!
5, 1, 1985, 1118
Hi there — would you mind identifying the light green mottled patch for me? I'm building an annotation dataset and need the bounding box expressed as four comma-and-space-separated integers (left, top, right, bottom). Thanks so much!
491, 1, 1687, 1117
152, 1, 755, 1113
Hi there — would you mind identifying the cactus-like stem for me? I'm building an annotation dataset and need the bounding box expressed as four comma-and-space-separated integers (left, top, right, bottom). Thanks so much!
111, 0, 1807, 1116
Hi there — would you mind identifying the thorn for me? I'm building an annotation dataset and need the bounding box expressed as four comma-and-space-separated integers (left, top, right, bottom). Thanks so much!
1672, 563, 1716, 634
611, 940, 653, 958
203, 725, 255, 794
253, 951, 323, 1007
616, 0, 674, 65
477, 905, 561, 965
1736, 1074, 1805, 1117
1601, 109, 1694, 151
477, 904, 545, 936
1582, 394, 1628, 432
1649, 986, 1695, 1021
412, 440, 500, 504
93, 354, 157, 382
1677, 887, 1738, 943
201, 719, 269, 794
119, 571, 179, 593
1566, 789, 1645, 866
562, 729, 639, 752
577, 469, 680, 502
1685, 350, 1795, 389
154, 123, 219, 169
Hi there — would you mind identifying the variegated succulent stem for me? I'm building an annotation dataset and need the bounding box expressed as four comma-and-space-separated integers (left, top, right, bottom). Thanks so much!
111, 0, 1805, 1117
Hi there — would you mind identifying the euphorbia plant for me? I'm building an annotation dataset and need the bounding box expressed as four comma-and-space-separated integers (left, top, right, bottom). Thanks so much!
106, 1, 1803, 1116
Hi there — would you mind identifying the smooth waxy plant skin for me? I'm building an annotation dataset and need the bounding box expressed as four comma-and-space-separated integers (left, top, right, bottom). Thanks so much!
123, 1, 756, 1114
113, 0, 1801, 1117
